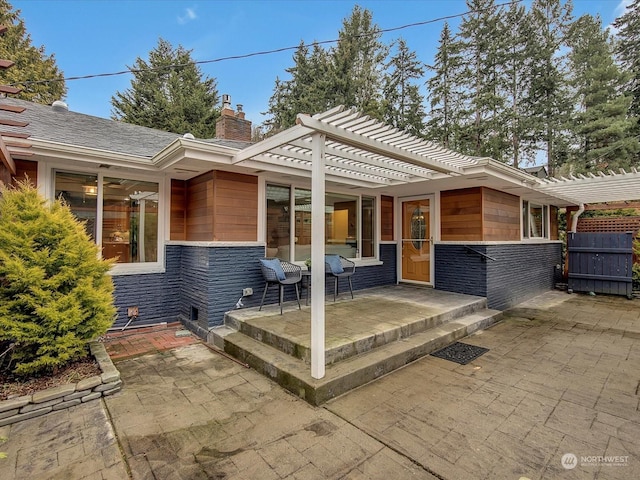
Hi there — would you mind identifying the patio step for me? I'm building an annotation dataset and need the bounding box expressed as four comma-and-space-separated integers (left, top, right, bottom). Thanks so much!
219, 308, 503, 405
223, 295, 487, 365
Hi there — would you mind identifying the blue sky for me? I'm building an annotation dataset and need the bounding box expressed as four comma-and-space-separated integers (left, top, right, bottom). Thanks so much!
14, 0, 629, 127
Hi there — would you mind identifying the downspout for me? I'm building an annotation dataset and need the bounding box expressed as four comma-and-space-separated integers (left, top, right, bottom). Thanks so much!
570, 203, 585, 233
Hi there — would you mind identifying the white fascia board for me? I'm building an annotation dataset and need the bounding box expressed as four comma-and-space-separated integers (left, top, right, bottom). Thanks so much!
27, 138, 156, 170
296, 115, 463, 175
152, 137, 240, 170
231, 125, 314, 164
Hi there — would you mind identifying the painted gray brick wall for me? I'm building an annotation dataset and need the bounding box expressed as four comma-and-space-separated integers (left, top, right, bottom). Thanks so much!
112, 243, 398, 334
435, 243, 561, 310
486, 243, 561, 310
111, 245, 181, 329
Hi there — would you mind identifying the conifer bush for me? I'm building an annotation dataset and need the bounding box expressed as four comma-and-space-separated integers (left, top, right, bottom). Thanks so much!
0, 181, 116, 376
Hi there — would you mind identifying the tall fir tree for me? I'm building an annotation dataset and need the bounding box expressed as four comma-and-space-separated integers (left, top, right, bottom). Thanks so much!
330, 5, 388, 119
382, 38, 426, 137
455, 0, 507, 159
426, 22, 464, 149
111, 38, 219, 137
567, 14, 639, 172
0, 0, 66, 104
614, 0, 640, 118
263, 42, 332, 133
499, 2, 534, 168
523, 0, 574, 175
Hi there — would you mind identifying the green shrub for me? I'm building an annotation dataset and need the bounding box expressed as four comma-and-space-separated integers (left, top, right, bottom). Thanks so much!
0, 181, 116, 376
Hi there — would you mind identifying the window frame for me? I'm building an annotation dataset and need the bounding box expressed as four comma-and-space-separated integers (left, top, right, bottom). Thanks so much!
522, 199, 549, 240
265, 182, 378, 263
51, 167, 166, 275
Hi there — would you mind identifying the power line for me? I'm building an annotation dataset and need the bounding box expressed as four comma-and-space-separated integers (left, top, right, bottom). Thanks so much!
10, 0, 523, 88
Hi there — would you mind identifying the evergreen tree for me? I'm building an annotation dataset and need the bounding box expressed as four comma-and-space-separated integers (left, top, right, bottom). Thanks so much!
523, 0, 574, 175
567, 14, 639, 172
330, 5, 388, 119
0, 181, 115, 376
111, 38, 219, 137
382, 38, 426, 137
263, 42, 332, 133
425, 22, 464, 149
614, 0, 640, 119
499, 3, 534, 168
264, 6, 388, 133
455, 0, 507, 159
0, 0, 66, 104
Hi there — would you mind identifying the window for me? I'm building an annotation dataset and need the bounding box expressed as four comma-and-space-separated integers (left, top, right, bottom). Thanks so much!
54, 171, 160, 264
266, 184, 376, 261
522, 200, 548, 239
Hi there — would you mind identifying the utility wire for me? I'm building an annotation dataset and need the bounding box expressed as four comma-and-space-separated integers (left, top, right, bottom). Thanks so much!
10, 0, 523, 88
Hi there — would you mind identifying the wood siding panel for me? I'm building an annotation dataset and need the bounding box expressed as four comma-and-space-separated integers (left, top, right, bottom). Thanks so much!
381, 195, 394, 241
12, 159, 37, 187
440, 188, 483, 241
186, 172, 214, 241
481, 187, 520, 241
550, 206, 559, 240
212, 171, 258, 241
170, 179, 186, 241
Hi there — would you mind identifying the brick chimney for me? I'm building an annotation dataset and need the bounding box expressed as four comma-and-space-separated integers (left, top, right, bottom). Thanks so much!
215, 94, 252, 142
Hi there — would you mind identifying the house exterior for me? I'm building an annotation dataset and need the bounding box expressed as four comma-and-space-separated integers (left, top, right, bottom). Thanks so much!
1, 97, 585, 339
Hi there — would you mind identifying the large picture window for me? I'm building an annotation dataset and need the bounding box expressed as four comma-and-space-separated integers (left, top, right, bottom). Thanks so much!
266, 184, 376, 262
55, 171, 159, 264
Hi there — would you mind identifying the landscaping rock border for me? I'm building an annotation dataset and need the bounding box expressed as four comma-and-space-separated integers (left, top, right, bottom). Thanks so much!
0, 342, 121, 426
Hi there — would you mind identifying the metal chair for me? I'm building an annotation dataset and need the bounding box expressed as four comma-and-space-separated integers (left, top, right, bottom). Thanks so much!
325, 255, 355, 302
258, 258, 302, 314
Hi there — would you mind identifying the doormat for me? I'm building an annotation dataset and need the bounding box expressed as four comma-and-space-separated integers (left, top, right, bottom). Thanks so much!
430, 342, 489, 365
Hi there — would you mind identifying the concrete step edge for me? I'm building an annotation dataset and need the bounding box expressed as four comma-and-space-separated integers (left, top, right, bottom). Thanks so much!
224, 297, 489, 363
220, 308, 503, 405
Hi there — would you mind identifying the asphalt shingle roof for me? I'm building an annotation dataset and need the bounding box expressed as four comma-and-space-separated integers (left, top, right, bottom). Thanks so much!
0, 98, 252, 158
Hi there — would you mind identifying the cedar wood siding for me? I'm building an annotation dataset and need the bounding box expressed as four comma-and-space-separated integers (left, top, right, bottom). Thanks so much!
211, 171, 258, 241
381, 195, 394, 241
482, 187, 520, 241
440, 187, 483, 241
550, 206, 559, 240
170, 179, 187, 241
12, 159, 37, 187
171, 171, 258, 242
440, 187, 519, 241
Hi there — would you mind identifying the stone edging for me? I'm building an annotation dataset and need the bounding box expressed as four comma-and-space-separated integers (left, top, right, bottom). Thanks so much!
0, 342, 121, 427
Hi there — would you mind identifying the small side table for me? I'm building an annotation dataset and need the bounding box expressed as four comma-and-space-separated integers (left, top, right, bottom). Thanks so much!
301, 270, 311, 305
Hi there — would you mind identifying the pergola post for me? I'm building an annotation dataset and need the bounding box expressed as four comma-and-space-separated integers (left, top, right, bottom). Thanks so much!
310, 132, 326, 379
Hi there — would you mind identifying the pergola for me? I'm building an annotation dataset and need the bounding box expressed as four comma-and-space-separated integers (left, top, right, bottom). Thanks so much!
231, 105, 640, 378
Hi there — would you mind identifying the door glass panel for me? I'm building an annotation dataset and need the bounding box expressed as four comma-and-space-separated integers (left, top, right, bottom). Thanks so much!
411, 207, 426, 249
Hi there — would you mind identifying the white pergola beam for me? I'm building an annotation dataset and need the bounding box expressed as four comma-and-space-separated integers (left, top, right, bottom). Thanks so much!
231, 124, 314, 164
296, 114, 463, 175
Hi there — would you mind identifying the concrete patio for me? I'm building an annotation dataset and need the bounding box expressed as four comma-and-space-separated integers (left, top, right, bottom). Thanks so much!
216, 285, 503, 404
0, 290, 638, 479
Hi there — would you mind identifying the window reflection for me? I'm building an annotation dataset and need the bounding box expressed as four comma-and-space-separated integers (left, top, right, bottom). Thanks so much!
102, 178, 158, 263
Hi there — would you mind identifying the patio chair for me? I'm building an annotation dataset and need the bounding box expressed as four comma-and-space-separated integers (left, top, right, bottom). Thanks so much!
258, 258, 302, 314
325, 255, 355, 302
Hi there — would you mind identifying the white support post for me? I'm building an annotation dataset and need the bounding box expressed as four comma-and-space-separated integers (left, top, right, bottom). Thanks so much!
311, 132, 326, 379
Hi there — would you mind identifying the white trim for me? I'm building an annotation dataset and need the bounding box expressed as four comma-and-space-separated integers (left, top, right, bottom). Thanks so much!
109, 264, 166, 276
435, 240, 563, 245
166, 241, 266, 247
